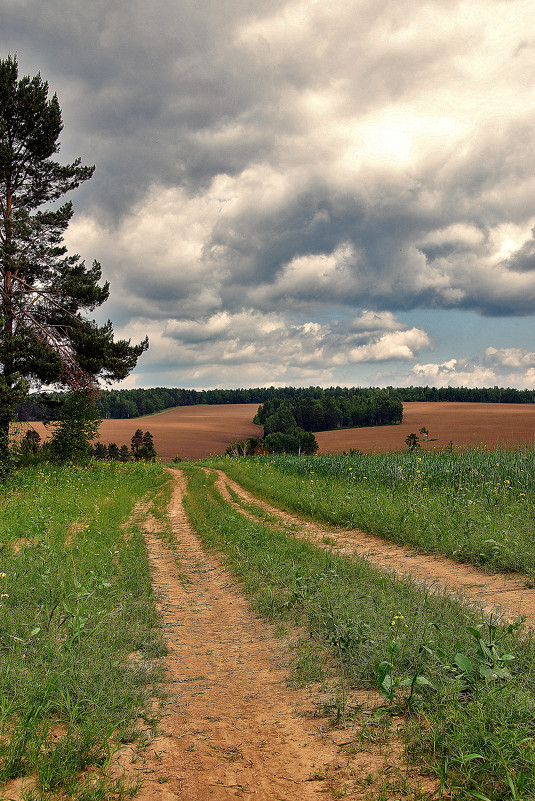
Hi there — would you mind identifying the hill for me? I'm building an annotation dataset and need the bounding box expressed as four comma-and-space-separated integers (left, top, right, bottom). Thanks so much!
23, 401, 535, 460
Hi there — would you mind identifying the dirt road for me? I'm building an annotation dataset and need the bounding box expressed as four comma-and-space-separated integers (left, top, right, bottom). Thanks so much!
125, 470, 434, 801
126, 467, 534, 800
214, 470, 535, 628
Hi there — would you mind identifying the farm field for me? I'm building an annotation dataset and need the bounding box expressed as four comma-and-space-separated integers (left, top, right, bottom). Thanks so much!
27, 403, 263, 461
85, 400, 535, 458
23, 401, 535, 460
315, 401, 535, 454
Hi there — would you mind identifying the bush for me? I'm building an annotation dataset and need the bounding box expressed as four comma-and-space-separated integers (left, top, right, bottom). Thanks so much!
48, 392, 100, 464
264, 427, 318, 455
225, 437, 262, 456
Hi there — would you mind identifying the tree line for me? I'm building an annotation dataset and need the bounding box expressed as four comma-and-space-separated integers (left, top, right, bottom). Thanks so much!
17, 386, 286, 421
16, 383, 535, 424
395, 386, 535, 403
254, 388, 403, 434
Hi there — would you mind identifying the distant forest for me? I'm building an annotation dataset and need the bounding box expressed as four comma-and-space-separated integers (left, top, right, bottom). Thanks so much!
254, 389, 403, 433
16, 384, 535, 423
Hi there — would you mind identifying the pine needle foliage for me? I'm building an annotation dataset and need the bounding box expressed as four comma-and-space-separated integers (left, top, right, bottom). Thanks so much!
0, 55, 148, 474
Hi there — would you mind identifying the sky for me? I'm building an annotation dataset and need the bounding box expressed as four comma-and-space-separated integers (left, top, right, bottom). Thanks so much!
2, 0, 535, 390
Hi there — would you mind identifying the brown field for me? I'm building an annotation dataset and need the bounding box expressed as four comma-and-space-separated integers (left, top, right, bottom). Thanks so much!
25, 403, 263, 461
25, 401, 535, 460
315, 401, 535, 454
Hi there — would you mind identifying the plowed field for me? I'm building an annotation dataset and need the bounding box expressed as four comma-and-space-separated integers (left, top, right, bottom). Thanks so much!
315, 401, 535, 454
26, 401, 535, 460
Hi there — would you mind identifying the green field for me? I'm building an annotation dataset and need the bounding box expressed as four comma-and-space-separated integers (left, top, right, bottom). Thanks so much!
209, 445, 535, 576
1, 447, 535, 800
0, 462, 167, 800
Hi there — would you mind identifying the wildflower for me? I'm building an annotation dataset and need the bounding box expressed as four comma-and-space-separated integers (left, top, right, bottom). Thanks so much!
0, 573, 5, 579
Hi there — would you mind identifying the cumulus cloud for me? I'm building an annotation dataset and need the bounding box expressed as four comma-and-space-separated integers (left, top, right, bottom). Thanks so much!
399, 349, 535, 390
485, 347, 535, 369
3, 0, 535, 387
107, 308, 430, 387
410, 359, 497, 388
345, 328, 431, 364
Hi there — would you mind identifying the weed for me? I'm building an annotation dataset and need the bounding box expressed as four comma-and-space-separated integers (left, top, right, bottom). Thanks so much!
376, 622, 435, 713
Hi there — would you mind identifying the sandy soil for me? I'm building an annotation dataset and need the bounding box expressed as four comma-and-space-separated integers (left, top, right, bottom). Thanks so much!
122, 471, 429, 801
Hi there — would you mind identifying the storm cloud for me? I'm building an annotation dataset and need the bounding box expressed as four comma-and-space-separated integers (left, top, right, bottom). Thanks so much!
2, 0, 535, 388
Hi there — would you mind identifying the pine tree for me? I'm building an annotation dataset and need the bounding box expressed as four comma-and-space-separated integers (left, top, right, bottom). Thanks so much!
141, 430, 156, 457
107, 442, 120, 461
92, 441, 108, 460
131, 428, 144, 453
0, 55, 148, 474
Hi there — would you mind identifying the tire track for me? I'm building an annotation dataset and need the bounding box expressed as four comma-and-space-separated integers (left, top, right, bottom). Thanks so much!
213, 470, 535, 628
125, 470, 425, 800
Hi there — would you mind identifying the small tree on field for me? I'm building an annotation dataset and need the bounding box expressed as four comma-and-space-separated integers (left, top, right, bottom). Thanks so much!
131, 429, 156, 461
405, 432, 420, 452
48, 391, 100, 463
22, 428, 41, 454
92, 442, 108, 460
118, 444, 130, 462
133, 445, 152, 461
107, 442, 120, 461
142, 430, 156, 457
131, 428, 144, 453
419, 426, 429, 440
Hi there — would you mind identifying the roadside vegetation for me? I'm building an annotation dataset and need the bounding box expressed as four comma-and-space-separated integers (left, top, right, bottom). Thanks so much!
210, 445, 535, 577
0, 461, 167, 800
183, 461, 535, 800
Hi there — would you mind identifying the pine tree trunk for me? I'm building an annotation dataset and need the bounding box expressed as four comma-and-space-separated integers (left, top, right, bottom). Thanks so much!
0, 409, 13, 480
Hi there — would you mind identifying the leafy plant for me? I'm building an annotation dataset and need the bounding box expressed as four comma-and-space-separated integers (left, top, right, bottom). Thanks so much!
376, 616, 434, 713
426, 615, 524, 697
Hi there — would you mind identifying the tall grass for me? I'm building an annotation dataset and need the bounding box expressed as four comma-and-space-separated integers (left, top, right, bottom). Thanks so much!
211, 445, 535, 575
183, 463, 535, 800
0, 462, 167, 800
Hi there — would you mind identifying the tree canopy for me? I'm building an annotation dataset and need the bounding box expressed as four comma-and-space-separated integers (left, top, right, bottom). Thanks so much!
0, 55, 148, 472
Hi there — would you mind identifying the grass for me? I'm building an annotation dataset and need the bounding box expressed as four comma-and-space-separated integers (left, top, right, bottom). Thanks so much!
0, 461, 168, 800
207, 445, 535, 576
181, 461, 535, 800
4, 447, 534, 799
